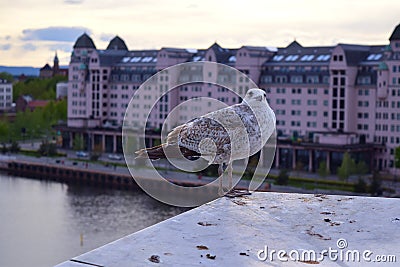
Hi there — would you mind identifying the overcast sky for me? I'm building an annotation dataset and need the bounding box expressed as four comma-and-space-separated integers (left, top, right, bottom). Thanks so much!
0, 0, 399, 67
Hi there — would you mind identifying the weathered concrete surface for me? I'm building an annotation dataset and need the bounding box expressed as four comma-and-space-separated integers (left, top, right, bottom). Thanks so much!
55, 192, 400, 266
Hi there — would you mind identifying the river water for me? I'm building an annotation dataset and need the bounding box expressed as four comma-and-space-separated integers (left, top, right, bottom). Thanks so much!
0, 173, 188, 267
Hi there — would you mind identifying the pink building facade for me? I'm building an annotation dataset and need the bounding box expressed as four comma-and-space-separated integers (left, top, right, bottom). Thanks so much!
62, 24, 400, 174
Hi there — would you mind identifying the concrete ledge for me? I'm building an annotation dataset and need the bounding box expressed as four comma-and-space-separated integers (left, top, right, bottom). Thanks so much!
55, 192, 400, 266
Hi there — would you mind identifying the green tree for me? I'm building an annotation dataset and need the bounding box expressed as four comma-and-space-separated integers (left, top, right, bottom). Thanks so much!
11, 108, 48, 140
38, 140, 57, 156
337, 152, 357, 181
1, 143, 7, 154
0, 120, 9, 142
369, 171, 382, 196
276, 169, 289, 185
317, 161, 330, 178
8, 141, 20, 153
42, 100, 56, 124
73, 134, 84, 151
54, 99, 67, 121
13, 75, 66, 101
7, 98, 67, 142
90, 144, 102, 161
355, 161, 369, 175
0, 72, 14, 82
354, 177, 368, 193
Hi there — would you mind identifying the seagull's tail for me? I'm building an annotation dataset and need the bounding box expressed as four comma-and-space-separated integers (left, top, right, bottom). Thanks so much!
135, 144, 168, 160
135, 144, 201, 161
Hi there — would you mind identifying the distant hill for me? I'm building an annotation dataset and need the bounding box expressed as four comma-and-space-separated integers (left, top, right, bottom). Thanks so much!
0, 66, 40, 76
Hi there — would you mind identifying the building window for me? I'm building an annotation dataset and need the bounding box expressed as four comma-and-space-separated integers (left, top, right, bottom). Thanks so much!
290, 75, 303, 83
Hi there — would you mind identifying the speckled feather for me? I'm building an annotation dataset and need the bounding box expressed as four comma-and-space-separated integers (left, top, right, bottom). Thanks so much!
167, 101, 272, 164
137, 88, 276, 163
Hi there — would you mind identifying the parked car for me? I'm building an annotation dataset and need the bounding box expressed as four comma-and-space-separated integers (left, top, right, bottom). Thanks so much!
76, 151, 89, 158
108, 154, 122, 160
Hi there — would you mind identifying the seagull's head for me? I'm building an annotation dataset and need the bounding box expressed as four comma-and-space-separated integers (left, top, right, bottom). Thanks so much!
243, 88, 268, 105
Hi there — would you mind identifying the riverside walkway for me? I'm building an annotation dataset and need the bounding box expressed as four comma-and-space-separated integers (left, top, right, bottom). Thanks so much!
0, 153, 379, 195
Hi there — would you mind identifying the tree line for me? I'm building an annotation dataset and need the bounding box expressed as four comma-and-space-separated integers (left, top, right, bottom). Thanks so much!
0, 73, 67, 143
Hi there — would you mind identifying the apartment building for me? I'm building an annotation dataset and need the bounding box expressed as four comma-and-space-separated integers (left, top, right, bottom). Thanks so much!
0, 79, 13, 112
61, 24, 400, 174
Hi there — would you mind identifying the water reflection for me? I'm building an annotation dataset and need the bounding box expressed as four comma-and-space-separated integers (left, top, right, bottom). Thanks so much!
65, 185, 189, 248
0, 174, 188, 267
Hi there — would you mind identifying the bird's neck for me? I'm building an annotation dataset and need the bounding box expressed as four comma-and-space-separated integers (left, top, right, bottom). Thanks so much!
244, 100, 264, 110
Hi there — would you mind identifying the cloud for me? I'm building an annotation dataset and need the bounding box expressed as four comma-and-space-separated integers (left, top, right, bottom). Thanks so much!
0, 44, 11, 50
64, 0, 84, 4
21, 26, 92, 42
22, 43, 37, 51
0, 35, 11, 41
186, 3, 198, 9
48, 43, 73, 53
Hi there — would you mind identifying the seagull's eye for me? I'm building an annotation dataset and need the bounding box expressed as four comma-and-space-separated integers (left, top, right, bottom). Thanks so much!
263, 93, 267, 99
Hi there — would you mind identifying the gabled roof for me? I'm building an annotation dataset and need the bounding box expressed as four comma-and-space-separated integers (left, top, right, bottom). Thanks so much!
115, 50, 161, 65
241, 45, 278, 52
40, 63, 52, 71
27, 100, 49, 108
107, 36, 128, 51
263, 42, 333, 66
161, 47, 190, 53
389, 24, 400, 41
286, 40, 302, 50
73, 33, 96, 49
338, 44, 385, 66
98, 50, 128, 67
208, 42, 236, 63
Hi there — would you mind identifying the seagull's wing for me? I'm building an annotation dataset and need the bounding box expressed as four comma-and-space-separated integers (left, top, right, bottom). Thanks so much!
175, 116, 230, 156
137, 102, 265, 162
166, 103, 258, 161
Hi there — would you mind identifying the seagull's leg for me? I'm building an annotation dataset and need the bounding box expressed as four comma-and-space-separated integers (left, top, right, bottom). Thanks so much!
217, 163, 228, 196
218, 163, 224, 196
225, 161, 251, 198
227, 162, 233, 190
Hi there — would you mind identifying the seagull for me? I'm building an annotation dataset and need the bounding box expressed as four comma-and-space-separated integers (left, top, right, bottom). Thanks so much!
135, 88, 276, 196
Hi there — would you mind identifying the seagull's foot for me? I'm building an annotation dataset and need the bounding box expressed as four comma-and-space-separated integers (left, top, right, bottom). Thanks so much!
224, 189, 251, 198
218, 188, 225, 197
